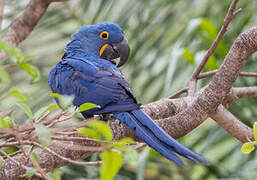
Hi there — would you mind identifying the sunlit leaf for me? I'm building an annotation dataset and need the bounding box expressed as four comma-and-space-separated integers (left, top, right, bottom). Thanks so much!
31, 152, 40, 164
78, 127, 102, 141
79, 102, 100, 112
26, 167, 37, 178
200, 18, 217, 39
87, 120, 112, 141
0, 117, 9, 128
241, 142, 255, 154
100, 151, 122, 180
34, 124, 52, 148
50, 93, 61, 99
19, 63, 40, 83
205, 55, 219, 71
0, 67, 10, 84
253, 122, 257, 141
49, 168, 63, 180
182, 48, 194, 64
34, 104, 59, 120
0, 155, 3, 168
9, 88, 26, 101
16, 102, 33, 119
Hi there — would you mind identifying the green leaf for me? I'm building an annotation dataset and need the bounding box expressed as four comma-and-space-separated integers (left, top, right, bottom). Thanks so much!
200, 18, 217, 39
19, 63, 40, 83
0, 67, 10, 83
0, 117, 9, 128
31, 152, 40, 164
24, 56, 37, 62
112, 138, 134, 151
87, 120, 112, 141
34, 124, 52, 148
253, 122, 257, 141
49, 168, 63, 180
100, 151, 123, 180
50, 93, 61, 99
182, 49, 194, 64
205, 55, 219, 71
78, 127, 102, 141
34, 104, 59, 120
0, 155, 3, 168
79, 102, 100, 112
9, 88, 26, 101
241, 142, 255, 154
26, 167, 37, 178
16, 102, 33, 119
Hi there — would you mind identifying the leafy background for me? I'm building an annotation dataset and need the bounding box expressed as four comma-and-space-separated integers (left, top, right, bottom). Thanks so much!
1, 0, 257, 179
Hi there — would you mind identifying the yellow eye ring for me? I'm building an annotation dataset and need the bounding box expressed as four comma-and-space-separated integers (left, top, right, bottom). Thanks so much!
99, 31, 109, 40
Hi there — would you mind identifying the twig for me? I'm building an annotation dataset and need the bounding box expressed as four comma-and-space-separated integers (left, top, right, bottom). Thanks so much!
32, 141, 104, 166
198, 70, 257, 79
188, 0, 241, 96
169, 87, 188, 99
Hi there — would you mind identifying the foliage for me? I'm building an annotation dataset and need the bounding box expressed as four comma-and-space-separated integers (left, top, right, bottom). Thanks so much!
241, 122, 257, 154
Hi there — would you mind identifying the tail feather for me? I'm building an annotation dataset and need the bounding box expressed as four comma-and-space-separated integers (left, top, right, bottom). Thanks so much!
114, 112, 184, 165
114, 109, 208, 165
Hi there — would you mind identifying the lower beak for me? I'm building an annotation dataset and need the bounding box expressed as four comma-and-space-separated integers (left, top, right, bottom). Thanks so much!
100, 37, 130, 67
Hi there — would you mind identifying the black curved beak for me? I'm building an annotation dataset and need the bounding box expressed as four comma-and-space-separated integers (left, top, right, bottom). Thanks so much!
100, 37, 130, 67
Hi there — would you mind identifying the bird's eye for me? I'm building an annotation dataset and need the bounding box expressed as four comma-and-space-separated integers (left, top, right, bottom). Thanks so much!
99, 31, 109, 40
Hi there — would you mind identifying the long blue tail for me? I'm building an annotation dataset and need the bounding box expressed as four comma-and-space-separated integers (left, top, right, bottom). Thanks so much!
114, 109, 208, 166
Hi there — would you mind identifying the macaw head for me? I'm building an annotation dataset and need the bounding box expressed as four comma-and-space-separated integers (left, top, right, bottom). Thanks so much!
65, 22, 130, 67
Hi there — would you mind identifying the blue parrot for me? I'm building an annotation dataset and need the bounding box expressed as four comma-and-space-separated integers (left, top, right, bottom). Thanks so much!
49, 22, 208, 166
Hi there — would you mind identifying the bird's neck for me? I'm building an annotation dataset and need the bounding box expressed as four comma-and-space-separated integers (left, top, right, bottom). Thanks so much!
64, 39, 101, 59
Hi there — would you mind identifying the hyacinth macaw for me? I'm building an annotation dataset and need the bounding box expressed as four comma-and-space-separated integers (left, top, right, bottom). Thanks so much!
48, 22, 208, 166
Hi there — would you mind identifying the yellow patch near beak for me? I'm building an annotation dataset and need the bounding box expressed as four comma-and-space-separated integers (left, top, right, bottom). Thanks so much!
99, 44, 109, 56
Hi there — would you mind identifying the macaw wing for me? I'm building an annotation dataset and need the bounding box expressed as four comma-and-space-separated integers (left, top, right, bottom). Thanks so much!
48, 58, 138, 114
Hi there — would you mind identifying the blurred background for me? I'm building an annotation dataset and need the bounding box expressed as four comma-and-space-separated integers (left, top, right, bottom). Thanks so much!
1, 0, 257, 179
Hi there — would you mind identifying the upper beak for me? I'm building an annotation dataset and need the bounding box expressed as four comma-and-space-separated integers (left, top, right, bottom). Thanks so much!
100, 37, 130, 67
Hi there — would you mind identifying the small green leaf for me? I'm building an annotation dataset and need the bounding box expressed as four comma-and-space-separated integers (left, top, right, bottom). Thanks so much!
49, 168, 63, 180
31, 152, 40, 164
19, 63, 40, 83
0, 155, 3, 168
79, 103, 100, 112
0, 117, 9, 128
205, 55, 219, 71
100, 151, 123, 180
87, 120, 112, 141
241, 142, 255, 154
50, 93, 61, 98
26, 167, 37, 178
0, 67, 10, 83
253, 122, 257, 141
16, 102, 33, 119
78, 127, 102, 141
112, 138, 134, 151
9, 88, 26, 101
200, 18, 217, 39
24, 56, 37, 62
182, 49, 194, 64
34, 124, 52, 148
34, 104, 58, 120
